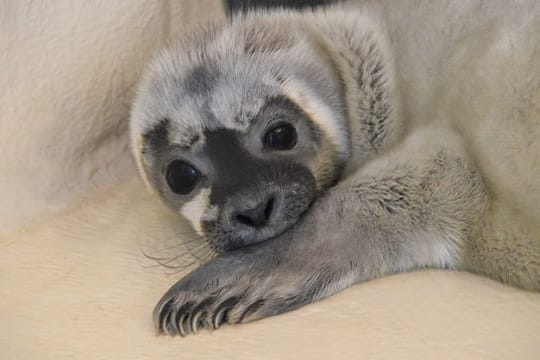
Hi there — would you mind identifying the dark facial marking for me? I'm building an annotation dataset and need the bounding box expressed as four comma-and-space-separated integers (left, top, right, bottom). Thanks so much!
142, 118, 201, 152
203, 129, 266, 204
188, 134, 200, 148
142, 118, 170, 151
201, 128, 317, 252
184, 66, 218, 96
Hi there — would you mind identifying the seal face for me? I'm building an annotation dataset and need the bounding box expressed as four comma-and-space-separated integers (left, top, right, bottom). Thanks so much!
139, 100, 325, 252
131, 15, 348, 252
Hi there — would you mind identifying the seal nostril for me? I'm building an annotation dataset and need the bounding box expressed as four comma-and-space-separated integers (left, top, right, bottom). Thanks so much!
233, 195, 276, 229
264, 196, 275, 221
235, 213, 256, 227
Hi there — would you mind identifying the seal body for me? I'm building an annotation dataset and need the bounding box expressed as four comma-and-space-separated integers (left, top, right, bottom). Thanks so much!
129, 0, 540, 336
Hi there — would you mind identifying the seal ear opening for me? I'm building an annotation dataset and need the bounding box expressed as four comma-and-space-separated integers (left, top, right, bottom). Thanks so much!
134, 135, 157, 195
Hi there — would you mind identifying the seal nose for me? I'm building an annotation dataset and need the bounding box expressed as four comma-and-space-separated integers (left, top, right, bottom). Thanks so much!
232, 195, 275, 228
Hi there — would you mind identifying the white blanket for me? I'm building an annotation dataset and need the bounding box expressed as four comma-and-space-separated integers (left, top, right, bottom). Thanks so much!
1, 1, 539, 359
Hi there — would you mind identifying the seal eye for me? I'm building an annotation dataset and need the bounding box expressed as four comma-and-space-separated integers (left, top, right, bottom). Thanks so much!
166, 160, 199, 195
264, 123, 297, 150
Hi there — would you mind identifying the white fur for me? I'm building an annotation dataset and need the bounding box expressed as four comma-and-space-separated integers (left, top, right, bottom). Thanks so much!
282, 78, 350, 160
180, 188, 212, 235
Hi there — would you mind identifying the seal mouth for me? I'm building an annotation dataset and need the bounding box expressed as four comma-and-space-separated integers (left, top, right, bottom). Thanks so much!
202, 191, 316, 254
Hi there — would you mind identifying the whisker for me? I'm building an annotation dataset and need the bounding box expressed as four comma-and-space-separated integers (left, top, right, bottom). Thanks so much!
187, 244, 211, 263
196, 245, 214, 258
162, 244, 214, 272
164, 261, 197, 275
155, 258, 194, 270
155, 236, 206, 251
141, 235, 213, 270
154, 242, 208, 262
197, 251, 216, 264
197, 246, 216, 258
139, 221, 218, 274
172, 229, 204, 236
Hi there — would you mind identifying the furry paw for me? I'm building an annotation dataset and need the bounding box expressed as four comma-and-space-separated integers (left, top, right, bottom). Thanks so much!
153, 251, 322, 336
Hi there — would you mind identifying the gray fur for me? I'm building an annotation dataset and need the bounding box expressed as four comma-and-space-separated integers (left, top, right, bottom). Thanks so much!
129, 2, 540, 336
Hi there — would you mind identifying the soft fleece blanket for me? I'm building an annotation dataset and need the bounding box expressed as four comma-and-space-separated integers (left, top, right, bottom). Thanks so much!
1, 1, 539, 359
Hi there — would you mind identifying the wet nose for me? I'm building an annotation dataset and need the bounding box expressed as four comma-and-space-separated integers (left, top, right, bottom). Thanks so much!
232, 195, 276, 228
